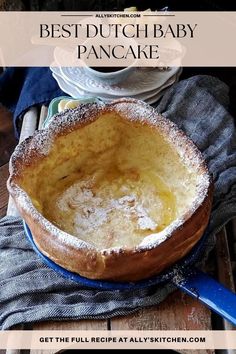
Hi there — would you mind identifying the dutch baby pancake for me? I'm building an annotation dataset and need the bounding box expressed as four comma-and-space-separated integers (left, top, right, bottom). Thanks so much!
8, 98, 213, 281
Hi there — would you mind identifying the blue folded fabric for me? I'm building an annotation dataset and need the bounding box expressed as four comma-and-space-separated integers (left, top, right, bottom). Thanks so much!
0, 67, 66, 138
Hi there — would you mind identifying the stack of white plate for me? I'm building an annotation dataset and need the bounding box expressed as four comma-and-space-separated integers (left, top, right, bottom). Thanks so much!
50, 66, 182, 104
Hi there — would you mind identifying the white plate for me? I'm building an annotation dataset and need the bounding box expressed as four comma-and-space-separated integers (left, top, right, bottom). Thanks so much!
52, 70, 180, 105
52, 73, 91, 98
51, 66, 177, 98
143, 68, 182, 104
55, 66, 180, 96
52, 71, 179, 103
52, 67, 182, 103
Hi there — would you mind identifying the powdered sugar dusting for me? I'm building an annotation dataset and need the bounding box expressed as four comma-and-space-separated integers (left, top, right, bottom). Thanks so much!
138, 172, 210, 251
139, 217, 184, 250
55, 180, 157, 239
9, 102, 105, 177
138, 214, 157, 231
109, 99, 158, 126
14, 186, 94, 250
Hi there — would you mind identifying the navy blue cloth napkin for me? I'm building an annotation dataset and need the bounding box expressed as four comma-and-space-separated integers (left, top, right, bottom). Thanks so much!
0, 68, 66, 138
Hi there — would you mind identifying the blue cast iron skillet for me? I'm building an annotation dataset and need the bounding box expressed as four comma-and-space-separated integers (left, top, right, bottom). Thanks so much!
23, 222, 236, 326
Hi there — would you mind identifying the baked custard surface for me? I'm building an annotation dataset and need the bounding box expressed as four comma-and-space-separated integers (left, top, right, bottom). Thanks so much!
44, 166, 176, 249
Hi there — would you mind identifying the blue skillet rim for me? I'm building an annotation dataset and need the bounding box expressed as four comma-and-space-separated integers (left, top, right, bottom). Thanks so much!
23, 221, 208, 290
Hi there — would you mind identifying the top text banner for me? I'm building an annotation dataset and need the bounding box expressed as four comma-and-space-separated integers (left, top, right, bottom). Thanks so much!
0, 11, 236, 67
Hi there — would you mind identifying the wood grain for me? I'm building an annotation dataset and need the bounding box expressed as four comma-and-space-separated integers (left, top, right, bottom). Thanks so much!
0, 106, 17, 166
0, 163, 9, 218
0, 106, 16, 218
30, 320, 108, 354
17, 107, 38, 143
7, 107, 38, 217
111, 290, 212, 330
216, 228, 235, 294
32, 318, 108, 354
33, 319, 108, 330
216, 227, 236, 333
111, 290, 213, 354
38, 105, 48, 130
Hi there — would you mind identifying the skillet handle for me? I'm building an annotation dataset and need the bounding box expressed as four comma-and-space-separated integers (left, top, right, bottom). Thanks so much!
172, 266, 236, 326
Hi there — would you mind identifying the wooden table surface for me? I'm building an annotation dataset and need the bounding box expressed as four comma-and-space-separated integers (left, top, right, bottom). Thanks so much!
0, 105, 16, 218
1, 66, 236, 353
